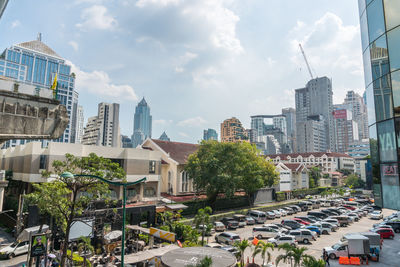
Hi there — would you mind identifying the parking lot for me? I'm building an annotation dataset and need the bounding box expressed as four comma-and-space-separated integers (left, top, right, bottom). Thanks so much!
207, 204, 398, 266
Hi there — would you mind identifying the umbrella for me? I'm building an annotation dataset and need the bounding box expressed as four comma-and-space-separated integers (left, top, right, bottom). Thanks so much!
104, 230, 122, 241
48, 253, 56, 258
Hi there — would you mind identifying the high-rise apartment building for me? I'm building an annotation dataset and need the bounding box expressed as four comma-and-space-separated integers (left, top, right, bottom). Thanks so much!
82, 103, 120, 147
344, 91, 369, 140
358, 0, 400, 210
0, 35, 79, 147
75, 105, 84, 143
333, 108, 359, 153
132, 98, 152, 148
282, 108, 297, 152
295, 77, 335, 152
220, 117, 247, 142
273, 116, 287, 143
203, 128, 218, 141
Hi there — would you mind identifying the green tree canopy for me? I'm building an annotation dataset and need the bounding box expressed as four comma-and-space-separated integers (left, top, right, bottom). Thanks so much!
185, 141, 279, 206
26, 153, 126, 266
345, 174, 365, 189
308, 167, 321, 188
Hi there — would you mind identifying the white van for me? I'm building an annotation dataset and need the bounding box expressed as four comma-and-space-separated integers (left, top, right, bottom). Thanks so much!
247, 210, 267, 224
0, 241, 29, 259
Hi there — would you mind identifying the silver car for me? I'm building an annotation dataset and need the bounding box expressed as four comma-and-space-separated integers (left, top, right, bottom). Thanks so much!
272, 210, 281, 218
215, 232, 241, 245
288, 229, 316, 244
268, 235, 297, 247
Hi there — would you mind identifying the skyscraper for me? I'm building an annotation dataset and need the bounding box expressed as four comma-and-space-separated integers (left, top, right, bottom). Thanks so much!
82, 103, 120, 147
332, 107, 359, 153
220, 117, 247, 142
282, 107, 297, 152
0, 34, 78, 147
159, 131, 170, 141
358, 0, 400, 209
203, 128, 218, 141
295, 77, 335, 152
75, 105, 84, 143
344, 91, 369, 140
132, 98, 152, 147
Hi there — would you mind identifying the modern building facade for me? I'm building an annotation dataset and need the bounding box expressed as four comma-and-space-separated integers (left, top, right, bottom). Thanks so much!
121, 135, 133, 148
282, 108, 297, 152
159, 132, 170, 142
0, 35, 79, 147
82, 102, 120, 147
333, 108, 359, 153
344, 91, 369, 140
0, 142, 163, 202
295, 77, 335, 152
358, 0, 400, 209
203, 128, 218, 141
0, 0, 8, 20
220, 117, 248, 142
296, 116, 327, 153
75, 105, 84, 143
132, 98, 152, 148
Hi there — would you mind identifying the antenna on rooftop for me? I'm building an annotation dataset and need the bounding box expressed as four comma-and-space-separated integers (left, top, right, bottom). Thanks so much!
37, 33, 42, 42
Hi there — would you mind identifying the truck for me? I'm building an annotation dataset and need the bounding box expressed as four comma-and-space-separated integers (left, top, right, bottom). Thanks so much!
341, 232, 381, 257
0, 225, 49, 259
325, 234, 370, 259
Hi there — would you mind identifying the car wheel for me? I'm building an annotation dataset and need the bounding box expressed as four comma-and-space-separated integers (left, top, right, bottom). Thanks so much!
273, 243, 278, 247
226, 240, 229, 245
395, 229, 400, 233
329, 253, 336, 260
257, 235, 263, 239
9, 253, 15, 259
323, 230, 328, 235
291, 243, 296, 247
303, 239, 309, 244
390, 235, 394, 239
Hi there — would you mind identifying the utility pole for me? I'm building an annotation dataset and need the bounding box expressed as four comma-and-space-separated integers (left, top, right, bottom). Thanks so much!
15, 190, 25, 238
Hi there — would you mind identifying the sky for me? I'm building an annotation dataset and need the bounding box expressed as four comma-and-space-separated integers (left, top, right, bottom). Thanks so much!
0, 0, 365, 144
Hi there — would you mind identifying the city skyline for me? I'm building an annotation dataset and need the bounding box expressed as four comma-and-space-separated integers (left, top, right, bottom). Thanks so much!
0, 0, 364, 143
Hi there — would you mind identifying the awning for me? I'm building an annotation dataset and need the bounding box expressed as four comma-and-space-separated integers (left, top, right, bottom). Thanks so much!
165, 204, 188, 211
126, 225, 150, 234
116, 244, 179, 264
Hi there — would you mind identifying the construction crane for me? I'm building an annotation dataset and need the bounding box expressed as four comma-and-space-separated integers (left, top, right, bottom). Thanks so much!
299, 43, 314, 80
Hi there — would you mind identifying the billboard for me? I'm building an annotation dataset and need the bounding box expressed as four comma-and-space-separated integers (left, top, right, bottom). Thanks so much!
30, 233, 47, 257
149, 227, 175, 242
333, 109, 347, 119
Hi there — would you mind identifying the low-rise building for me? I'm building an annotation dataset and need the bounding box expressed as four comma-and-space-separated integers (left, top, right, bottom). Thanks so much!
141, 139, 198, 196
0, 142, 163, 203
266, 152, 355, 173
274, 162, 308, 192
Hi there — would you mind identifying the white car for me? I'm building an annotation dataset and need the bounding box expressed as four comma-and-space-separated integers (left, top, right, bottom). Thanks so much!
323, 218, 340, 228
0, 241, 29, 259
279, 209, 287, 216
309, 222, 333, 235
252, 226, 281, 239
268, 235, 297, 247
272, 210, 281, 218
370, 211, 383, 220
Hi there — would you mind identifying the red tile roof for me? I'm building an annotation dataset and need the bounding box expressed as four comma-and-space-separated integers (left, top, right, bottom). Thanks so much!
266, 152, 353, 159
151, 139, 199, 164
283, 163, 305, 172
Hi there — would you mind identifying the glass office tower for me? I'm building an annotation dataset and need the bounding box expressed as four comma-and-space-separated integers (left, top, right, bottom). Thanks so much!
358, 0, 400, 210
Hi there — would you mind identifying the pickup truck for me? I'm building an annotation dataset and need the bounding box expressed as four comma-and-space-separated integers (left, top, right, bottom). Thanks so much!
325, 234, 370, 259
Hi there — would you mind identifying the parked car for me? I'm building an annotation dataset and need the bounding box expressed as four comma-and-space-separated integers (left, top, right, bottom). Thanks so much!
369, 211, 383, 220
268, 235, 297, 247
383, 221, 400, 233
205, 242, 222, 248
310, 200, 321, 209
233, 214, 247, 227
307, 211, 328, 220
221, 217, 239, 229
323, 218, 340, 228
295, 216, 316, 224
347, 213, 360, 222
252, 227, 281, 239
288, 229, 316, 244
330, 216, 350, 227
215, 232, 241, 245
196, 224, 215, 236
247, 210, 267, 224
281, 220, 302, 230
371, 228, 395, 239
372, 222, 394, 231
342, 205, 356, 211
310, 222, 335, 234
291, 205, 302, 212
266, 211, 276, 220
306, 215, 322, 222
245, 216, 256, 225
214, 221, 226, 232
220, 246, 240, 259
293, 218, 310, 225
320, 209, 337, 217
272, 210, 281, 218
279, 209, 288, 216
0, 241, 29, 259
283, 207, 295, 215
296, 202, 309, 211
305, 225, 321, 236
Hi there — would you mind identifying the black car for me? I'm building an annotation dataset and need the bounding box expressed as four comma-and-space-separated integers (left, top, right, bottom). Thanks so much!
283, 207, 295, 215
221, 217, 239, 229
296, 202, 309, 211
307, 211, 328, 219
281, 219, 302, 230
320, 209, 337, 216
325, 209, 341, 215
385, 221, 400, 233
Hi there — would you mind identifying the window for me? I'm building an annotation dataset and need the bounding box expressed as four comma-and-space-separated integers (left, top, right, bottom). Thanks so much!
366, 0, 385, 43
168, 171, 173, 194
144, 187, 155, 197
39, 155, 47, 169
149, 161, 156, 174
384, 0, 400, 31
181, 171, 189, 192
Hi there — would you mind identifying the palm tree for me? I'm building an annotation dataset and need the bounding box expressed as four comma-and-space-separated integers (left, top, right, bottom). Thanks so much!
234, 239, 251, 266
253, 241, 274, 266
301, 255, 326, 267
276, 243, 308, 267
193, 206, 212, 245
77, 236, 94, 267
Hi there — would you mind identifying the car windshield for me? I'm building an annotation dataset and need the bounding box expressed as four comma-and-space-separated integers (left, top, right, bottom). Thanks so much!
332, 243, 341, 250
9, 242, 17, 248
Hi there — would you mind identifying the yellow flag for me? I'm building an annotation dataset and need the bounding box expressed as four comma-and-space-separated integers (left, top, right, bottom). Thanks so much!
51, 73, 57, 90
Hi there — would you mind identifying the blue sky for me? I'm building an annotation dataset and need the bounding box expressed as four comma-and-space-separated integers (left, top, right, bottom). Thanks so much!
0, 0, 364, 143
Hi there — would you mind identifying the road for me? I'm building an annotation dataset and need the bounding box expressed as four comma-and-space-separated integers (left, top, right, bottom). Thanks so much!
209, 206, 396, 266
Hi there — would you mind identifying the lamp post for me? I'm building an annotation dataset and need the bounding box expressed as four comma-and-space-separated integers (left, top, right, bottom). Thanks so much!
60, 172, 146, 266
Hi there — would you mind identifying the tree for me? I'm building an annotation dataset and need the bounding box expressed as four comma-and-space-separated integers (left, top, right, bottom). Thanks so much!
345, 174, 365, 189
185, 141, 279, 206
77, 236, 94, 267
301, 255, 326, 267
254, 241, 274, 266
193, 206, 212, 245
26, 153, 126, 267
234, 239, 251, 266
276, 243, 308, 267
308, 167, 321, 188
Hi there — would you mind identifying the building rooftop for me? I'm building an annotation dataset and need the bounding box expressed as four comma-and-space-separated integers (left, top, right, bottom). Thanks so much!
283, 163, 305, 172
15, 40, 61, 59
150, 139, 198, 164
267, 152, 353, 159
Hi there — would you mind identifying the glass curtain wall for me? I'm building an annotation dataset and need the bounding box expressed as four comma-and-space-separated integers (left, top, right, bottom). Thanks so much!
359, 0, 400, 210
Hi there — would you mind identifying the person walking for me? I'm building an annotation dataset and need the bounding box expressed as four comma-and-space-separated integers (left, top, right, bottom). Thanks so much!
323, 249, 330, 266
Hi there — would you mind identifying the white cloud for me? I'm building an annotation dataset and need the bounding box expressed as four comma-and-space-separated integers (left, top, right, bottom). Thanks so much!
68, 41, 79, 51
177, 116, 207, 127
76, 5, 117, 30
154, 119, 173, 125
67, 60, 138, 101
136, 0, 182, 8
178, 132, 189, 138
175, 52, 198, 72
11, 20, 21, 28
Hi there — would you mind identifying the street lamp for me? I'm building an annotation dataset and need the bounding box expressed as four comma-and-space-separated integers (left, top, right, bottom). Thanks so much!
60, 172, 146, 266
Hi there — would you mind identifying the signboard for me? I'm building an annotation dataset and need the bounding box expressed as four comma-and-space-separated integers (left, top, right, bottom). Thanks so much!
30, 233, 47, 257
333, 109, 347, 119
149, 227, 175, 242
